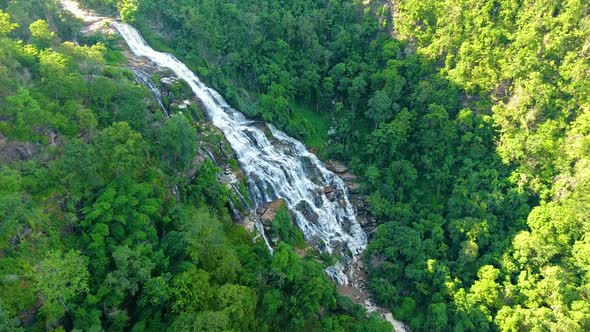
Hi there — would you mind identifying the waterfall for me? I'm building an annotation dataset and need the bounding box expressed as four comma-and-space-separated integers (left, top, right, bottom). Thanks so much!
133, 69, 169, 117
59, 0, 367, 285
113, 22, 367, 284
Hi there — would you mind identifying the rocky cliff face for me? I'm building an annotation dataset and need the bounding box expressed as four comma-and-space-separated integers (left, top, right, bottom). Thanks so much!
325, 160, 378, 235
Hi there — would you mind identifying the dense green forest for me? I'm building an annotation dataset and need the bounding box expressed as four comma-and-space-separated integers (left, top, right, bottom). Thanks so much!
0, 1, 390, 331
82, 0, 587, 331
2, 0, 589, 331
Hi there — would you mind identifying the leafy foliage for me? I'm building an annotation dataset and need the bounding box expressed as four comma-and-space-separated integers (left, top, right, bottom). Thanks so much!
91, 0, 589, 330
0, 4, 390, 331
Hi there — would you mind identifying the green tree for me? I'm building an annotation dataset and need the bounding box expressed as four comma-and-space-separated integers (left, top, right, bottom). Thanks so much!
2, 88, 52, 142
171, 266, 213, 313
118, 0, 140, 23
35, 250, 90, 323
29, 20, 56, 49
0, 10, 18, 37
366, 90, 393, 128
158, 114, 197, 172
93, 122, 147, 178
270, 205, 304, 247
216, 284, 257, 330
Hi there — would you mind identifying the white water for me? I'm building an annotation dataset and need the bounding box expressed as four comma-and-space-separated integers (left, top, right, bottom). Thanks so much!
60, 0, 367, 284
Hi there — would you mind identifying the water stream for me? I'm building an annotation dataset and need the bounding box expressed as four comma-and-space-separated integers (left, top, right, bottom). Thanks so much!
61, 0, 366, 285
133, 69, 169, 117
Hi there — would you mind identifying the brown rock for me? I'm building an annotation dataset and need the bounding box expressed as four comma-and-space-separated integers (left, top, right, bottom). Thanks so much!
340, 172, 358, 181
346, 182, 361, 192
326, 160, 348, 173
261, 199, 286, 222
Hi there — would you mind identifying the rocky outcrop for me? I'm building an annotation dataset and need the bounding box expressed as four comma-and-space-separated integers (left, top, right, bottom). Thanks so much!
159, 76, 178, 85
260, 199, 285, 223
253, 198, 292, 248
0, 135, 37, 163
325, 160, 376, 227
325, 160, 378, 234
124, 45, 253, 229
326, 160, 348, 173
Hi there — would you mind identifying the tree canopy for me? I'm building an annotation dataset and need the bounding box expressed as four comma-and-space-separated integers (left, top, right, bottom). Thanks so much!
2, 0, 589, 331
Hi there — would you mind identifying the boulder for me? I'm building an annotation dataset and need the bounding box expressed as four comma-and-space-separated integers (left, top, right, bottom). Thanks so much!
160, 76, 177, 85
0, 135, 37, 163
260, 199, 286, 223
326, 160, 348, 173
340, 172, 358, 181
295, 200, 319, 223
313, 194, 323, 208
357, 216, 369, 227
178, 99, 191, 109
326, 192, 336, 201
346, 182, 361, 192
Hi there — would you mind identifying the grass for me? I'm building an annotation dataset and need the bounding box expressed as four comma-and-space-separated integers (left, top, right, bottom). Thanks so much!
104, 48, 127, 65
289, 104, 331, 153
135, 22, 175, 54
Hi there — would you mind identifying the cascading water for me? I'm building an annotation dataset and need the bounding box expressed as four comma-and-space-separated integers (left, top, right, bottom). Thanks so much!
113, 22, 367, 284
133, 69, 169, 117
60, 0, 366, 285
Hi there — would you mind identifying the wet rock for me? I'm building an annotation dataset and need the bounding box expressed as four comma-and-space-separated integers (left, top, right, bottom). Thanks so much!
357, 216, 369, 227
326, 192, 336, 201
295, 200, 319, 224
323, 186, 335, 194
160, 76, 178, 85
313, 194, 323, 208
357, 258, 365, 271
352, 197, 368, 210
340, 172, 358, 181
340, 217, 353, 233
